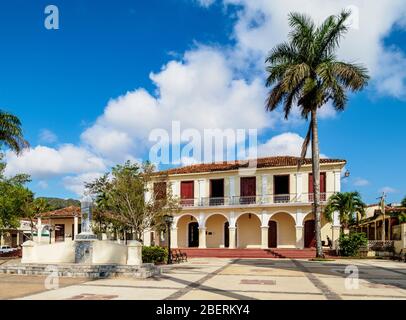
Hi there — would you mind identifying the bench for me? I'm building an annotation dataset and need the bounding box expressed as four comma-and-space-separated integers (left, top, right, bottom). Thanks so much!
393, 249, 406, 262
170, 250, 181, 263
176, 249, 188, 262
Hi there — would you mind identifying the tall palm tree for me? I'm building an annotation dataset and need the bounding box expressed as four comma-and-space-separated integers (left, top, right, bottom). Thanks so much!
0, 110, 29, 154
265, 10, 369, 257
324, 192, 366, 232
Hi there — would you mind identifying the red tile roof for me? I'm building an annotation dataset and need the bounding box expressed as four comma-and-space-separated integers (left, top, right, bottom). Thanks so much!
39, 206, 80, 218
160, 156, 346, 175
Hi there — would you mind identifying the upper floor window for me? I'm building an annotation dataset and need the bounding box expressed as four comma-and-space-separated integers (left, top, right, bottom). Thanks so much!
180, 181, 194, 206
240, 177, 256, 204
308, 172, 326, 201
273, 175, 290, 203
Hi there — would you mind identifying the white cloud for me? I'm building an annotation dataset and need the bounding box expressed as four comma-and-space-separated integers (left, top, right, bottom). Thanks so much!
4, 145, 106, 179
63, 172, 104, 196
256, 133, 308, 158
353, 177, 369, 187
37, 180, 49, 189
379, 186, 398, 194
38, 129, 58, 144
223, 0, 406, 99
195, 0, 216, 8
81, 47, 274, 161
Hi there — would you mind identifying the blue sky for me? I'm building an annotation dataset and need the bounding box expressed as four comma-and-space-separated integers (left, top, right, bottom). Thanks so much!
1, 0, 405, 204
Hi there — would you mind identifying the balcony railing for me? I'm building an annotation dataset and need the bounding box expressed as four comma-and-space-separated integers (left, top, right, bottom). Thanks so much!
180, 192, 332, 208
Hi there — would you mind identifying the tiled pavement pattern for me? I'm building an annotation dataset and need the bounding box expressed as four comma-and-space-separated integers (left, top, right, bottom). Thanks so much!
0, 258, 405, 300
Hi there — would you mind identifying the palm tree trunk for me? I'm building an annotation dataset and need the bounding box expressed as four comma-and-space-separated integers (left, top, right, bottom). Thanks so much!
311, 109, 324, 258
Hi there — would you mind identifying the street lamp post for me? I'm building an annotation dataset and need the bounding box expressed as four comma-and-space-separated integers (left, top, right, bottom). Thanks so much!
164, 215, 174, 264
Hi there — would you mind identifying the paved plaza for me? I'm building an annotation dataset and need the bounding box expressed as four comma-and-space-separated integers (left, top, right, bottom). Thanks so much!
1, 258, 406, 300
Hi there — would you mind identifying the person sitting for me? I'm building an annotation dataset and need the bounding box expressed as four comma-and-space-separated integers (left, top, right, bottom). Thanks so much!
326, 236, 333, 249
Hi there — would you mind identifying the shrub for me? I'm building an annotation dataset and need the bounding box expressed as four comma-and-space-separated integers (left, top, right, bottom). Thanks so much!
338, 232, 368, 257
142, 246, 168, 264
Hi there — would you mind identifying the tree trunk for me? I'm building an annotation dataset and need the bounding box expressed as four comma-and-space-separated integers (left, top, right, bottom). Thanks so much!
311, 110, 324, 258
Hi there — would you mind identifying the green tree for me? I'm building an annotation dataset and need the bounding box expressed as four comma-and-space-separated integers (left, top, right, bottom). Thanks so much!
0, 110, 29, 154
324, 191, 366, 231
401, 195, 406, 208
0, 155, 34, 240
85, 161, 181, 241
265, 10, 369, 257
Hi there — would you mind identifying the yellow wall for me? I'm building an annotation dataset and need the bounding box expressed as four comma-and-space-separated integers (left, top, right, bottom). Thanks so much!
303, 212, 331, 244
176, 215, 198, 248
236, 213, 261, 248
166, 162, 344, 199
206, 215, 228, 248
271, 212, 296, 248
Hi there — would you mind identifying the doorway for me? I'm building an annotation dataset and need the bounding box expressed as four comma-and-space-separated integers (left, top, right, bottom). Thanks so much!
188, 222, 199, 247
224, 222, 229, 248
210, 179, 224, 205
304, 220, 316, 248
55, 224, 65, 242
268, 220, 277, 248
273, 175, 290, 203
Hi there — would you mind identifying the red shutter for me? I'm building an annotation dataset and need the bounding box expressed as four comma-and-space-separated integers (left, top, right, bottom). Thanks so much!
181, 181, 194, 199
320, 173, 326, 193
308, 173, 326, 192
308, 173, 326, 201
308, 174, 314, 194
241, 177, 256, 197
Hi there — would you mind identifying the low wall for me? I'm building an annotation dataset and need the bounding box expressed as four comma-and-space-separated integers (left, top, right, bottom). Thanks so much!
22, 241, 75, 264
21, 240, 138, 265
92, 241, 127, 264
394, 240, 404, 254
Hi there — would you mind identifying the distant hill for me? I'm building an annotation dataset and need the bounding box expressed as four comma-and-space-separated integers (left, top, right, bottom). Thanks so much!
38, 197, 80, 210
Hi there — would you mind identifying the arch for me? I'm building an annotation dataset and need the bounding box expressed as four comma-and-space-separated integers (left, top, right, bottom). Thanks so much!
234, 211, 262, 224
205, 214, 229, 248
236, 213, 261, 248
176, 214, 199, 248
175, 213, 199, 227
202, 212, 229, 227
302, 211, 331, 247
270, 212, 296, 248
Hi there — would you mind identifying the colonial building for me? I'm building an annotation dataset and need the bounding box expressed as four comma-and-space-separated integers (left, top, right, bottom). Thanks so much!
144, 156, 346, 250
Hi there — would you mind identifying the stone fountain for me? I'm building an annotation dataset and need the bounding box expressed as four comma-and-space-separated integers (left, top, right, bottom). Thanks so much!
0, 197, 159, 279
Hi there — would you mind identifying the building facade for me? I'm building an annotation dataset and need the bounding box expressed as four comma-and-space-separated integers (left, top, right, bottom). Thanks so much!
145, 156, 346, 250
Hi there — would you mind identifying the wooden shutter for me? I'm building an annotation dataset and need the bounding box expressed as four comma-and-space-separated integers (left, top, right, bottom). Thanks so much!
240, 177, 256, 196
181, 181, 194, 199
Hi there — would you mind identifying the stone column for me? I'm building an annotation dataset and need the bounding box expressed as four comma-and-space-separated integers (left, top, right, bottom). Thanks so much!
228, 227, 236, 249
170, 227, 178, 249
73, 216, 79, 240
198, 227, 207, 248
295, 226, 304, 249
36, 217, 42, 244
331, 211, 341, 249
127, 240, 142, 266
0, 233, 3, 246
75, 195, 97, 264
21, 241, 35, 263
261, 226, 269, 249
